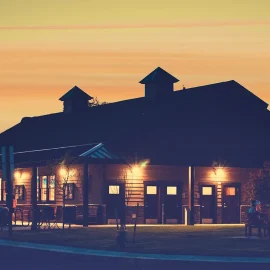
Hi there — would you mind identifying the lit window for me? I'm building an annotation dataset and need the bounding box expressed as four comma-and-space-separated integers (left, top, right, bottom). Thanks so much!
109, 185, 120, 194
147, 186, 157, 195
48, 176, 55, 201
167, 186, 177, 195
0, 179, 6, 202
225, 187, 235, 196
202, 187, 212, 195
37, 175, 55, 202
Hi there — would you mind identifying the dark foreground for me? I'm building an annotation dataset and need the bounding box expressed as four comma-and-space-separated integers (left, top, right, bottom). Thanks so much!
0, 246, 270, 270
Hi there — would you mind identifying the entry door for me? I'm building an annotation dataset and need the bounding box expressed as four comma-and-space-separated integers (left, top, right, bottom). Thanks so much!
200, 185, 216, 224
106, 183, 125, 221
222, 184, 240, 223
163, 184, 182, 224
144, 182, 159, 223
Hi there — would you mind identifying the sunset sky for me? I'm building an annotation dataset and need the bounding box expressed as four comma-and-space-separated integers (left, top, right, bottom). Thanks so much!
0, 0, 270, 132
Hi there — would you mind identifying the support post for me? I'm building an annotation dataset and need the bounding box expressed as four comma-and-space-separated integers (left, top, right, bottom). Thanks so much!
83, 159, 89, 227
4, 146, 14, 237
188, 165, 195, 225
31, 167, 38, 231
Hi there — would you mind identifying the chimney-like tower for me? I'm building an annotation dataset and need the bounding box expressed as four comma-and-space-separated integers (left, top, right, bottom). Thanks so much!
139, 67, 179, 99
59, 86, 93, 114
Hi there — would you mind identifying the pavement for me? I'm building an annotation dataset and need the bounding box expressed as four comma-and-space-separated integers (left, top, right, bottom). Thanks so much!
1, 239, 270, 269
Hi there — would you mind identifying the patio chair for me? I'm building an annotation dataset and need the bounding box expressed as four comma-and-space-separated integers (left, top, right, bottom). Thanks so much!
0, 207, 9, 231
42, 207, 59, 230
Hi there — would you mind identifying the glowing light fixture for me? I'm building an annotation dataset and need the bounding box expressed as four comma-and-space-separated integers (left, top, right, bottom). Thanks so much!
215, 168, 225, 177
14, 170, 22, 179
60, 167, 67, 177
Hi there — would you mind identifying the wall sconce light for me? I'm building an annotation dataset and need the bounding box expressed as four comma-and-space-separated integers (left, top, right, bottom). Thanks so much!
14, 170, 22, 179
127, 159, 150, 179
214, 168, 225, 177
59, 167, 67, 177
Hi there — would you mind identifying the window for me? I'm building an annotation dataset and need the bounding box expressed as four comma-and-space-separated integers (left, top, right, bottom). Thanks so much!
37, 175, 55, 202
0, 178, 6, 202
109, 185, 119, 194
202, 187, 212, 195
146, 186, 157, 195
64, 183, 75, 200
15, 185, 25, 200
225, 187, 235, 196
167, 186, 177, 195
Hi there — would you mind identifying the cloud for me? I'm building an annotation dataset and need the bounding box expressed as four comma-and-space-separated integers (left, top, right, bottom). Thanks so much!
1, 20, 270, 30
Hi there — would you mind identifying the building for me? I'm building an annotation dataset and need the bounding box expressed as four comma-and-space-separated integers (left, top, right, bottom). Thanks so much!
0, 67, 270, 225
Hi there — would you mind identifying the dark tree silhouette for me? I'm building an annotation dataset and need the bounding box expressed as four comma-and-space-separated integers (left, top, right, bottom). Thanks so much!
246, 161, 270, 205
88, 97, 109, 107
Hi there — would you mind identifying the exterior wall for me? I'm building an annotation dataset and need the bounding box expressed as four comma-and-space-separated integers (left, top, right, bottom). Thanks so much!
105, 164, 189, 206
105, 164, 189, 224
0, 164, 264, 225
0, 164, 106, 224
194, 167, 259, 224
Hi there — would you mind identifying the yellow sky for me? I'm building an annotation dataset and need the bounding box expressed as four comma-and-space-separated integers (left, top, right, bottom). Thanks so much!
0, 0, 270, 132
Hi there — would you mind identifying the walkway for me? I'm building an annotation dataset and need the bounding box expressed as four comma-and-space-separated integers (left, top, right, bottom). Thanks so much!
0, 239, 269, 264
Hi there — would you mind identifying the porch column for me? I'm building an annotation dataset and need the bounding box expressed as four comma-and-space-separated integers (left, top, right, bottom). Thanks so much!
31, 166, 38, 231
188, 165, 195, 225
83, 159, 89, 227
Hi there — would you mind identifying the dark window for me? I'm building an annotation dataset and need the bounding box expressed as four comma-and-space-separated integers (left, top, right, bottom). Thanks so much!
0, 178, 6, 202
15, 185, 25, 200
37, 176, 55, 203
64, 183, 75, 200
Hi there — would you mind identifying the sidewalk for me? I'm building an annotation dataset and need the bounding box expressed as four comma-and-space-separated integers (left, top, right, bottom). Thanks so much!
0, 239, 270, 264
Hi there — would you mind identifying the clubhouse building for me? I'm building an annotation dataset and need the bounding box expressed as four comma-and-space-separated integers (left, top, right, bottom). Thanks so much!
0, 67, 270, 225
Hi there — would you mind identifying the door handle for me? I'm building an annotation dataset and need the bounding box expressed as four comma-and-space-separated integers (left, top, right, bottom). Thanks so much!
201, 205, 204, 208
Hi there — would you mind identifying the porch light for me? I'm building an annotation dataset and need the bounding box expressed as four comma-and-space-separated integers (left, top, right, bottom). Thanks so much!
132, 165, 141, 177
14, 170, 22, 179
59, 167, 67, 177
215, 168, 225, 177
128, 159, 149, 179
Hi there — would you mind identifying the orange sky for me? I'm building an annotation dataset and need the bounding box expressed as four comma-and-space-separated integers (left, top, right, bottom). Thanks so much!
0, 0, 270, 133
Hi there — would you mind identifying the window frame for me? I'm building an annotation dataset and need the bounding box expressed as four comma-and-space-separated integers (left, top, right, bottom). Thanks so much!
0, 178, 6, 202
14, 185, 25, 201
37, 175, 56, 203
63, 183, 75, 200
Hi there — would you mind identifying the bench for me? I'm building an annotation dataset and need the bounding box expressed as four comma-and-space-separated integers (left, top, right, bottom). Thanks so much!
76, 206, 98, 225
245, 223, 270, 238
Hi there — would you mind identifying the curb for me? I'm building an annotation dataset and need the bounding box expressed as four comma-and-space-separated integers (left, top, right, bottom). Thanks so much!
0, 240, 270, 264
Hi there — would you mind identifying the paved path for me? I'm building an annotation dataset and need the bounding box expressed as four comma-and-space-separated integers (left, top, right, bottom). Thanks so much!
1, 239, 270, 266
1, 245, 270, 270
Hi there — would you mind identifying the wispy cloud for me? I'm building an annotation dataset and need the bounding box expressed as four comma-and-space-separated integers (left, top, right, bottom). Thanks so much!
1, 20, 270, 30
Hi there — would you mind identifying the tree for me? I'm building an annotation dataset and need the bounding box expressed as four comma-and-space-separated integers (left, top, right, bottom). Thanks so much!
88, 97, 109, 107
246, 161, 270, 206
47, 152, 81, 230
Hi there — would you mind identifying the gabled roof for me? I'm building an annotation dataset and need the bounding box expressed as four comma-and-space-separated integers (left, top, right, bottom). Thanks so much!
59, 86, 93, 101
0, 143, 124, 169
139, 67, 179, 84
0, 78, 269, 168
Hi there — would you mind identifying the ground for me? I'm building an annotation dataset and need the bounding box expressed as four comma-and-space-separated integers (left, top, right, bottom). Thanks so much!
0, 224, 269, 258
2, 245, 269, 270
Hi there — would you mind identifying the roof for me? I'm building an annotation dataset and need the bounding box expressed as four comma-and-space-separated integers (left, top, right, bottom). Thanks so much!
0, 78, 270, 168
139, 67, 179, 84
0, 143, 124, 168
59, 86, 93, 101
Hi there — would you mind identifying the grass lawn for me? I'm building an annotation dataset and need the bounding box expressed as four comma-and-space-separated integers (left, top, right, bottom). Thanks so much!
0, 225, 269, 257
